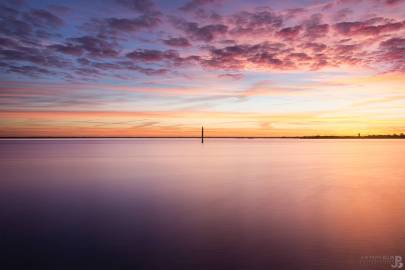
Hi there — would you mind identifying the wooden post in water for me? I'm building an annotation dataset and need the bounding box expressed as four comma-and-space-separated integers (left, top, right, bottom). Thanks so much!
201, 126, 204, 144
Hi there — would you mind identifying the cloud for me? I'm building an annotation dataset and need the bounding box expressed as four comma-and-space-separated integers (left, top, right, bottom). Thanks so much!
92, 60, 168, 75
125, 49, 201, 67
204, 42, 289, 69
130, 65, 168, 75
74, 59, 169, 77
380, 37, 405, 48
351, 95, 405, 107
276, 25, 302, 40
0, 16, 33, 40
383, 0, 402, 5
240, 80, 304, 98
334, 19, 404, 36
218, 73, 243, 80
0, 46, 70, 68
82, 14, 161, 39
0, 6, 64, 44
126, 49, 179, 62
4, 65, 53, 77
229, 9, 283, 35
48, 44, 83, 56
0, 37, 19, 48
68, 36, 119, 58
180, 0, 223, 12
333, 8, 353, 21
74, 66, 102, 77
105, 15, 160, 32
303, 42, 327, 52
378, 37, 405, 72
304, 24, 329, 39
48, 4, 71, 15
284, 8, 306, 19
163, 37, 191, 47
115, 0, 157, 13
171, 17, 228, 42
23, 9, 64, 28
0, 5, 19, 19
287, 53, 312, 61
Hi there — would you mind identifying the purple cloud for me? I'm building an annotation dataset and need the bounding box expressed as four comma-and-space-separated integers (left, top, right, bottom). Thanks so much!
69, 36, 119, 58
48, 44, 83, 56
276, 26, 302, 40
303, 42, 327, 52
171, 17, 228, 42
229, 10, 283, 35
378, 37, 405, 72
180, 0, 223, 12
23, 9, 64, 28
126, 49, 176, 61
163, 37, 191, 47
105, 15, 160, 32
5, 65, 53, 76
335, 19, 404, 36
115, 0, 157, 13
218, 73, 243, 80
0, 0, 404, 81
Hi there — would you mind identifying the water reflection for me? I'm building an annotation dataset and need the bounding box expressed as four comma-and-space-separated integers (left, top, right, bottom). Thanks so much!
1, 139, 404, 269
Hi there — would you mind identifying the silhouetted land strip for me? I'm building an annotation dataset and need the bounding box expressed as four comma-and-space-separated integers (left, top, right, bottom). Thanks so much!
1, 134, 405, 139
302, 134, 405, 139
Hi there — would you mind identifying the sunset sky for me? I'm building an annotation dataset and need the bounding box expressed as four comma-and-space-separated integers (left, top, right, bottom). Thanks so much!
0, 0, 404, 137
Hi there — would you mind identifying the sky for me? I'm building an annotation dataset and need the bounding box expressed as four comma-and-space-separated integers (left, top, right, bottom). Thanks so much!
0, 0, 404, 137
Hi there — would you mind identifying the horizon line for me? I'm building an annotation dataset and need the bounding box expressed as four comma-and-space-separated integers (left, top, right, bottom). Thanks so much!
1, 135, 405, 139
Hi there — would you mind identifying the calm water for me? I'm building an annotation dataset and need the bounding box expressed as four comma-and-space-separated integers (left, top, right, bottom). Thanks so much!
1, 139, 404, 269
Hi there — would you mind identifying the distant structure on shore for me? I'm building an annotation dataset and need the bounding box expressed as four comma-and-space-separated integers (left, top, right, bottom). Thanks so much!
201, 126, 204, 144
303, 133, 405, 139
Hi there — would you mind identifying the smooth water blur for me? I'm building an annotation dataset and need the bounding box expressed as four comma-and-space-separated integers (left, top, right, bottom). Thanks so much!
1, 139, 404, 269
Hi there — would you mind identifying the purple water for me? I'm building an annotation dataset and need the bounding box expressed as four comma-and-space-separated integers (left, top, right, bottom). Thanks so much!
1, 139, 404, 269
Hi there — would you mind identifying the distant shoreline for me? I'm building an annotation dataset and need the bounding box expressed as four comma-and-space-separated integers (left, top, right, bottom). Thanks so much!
1, 135, 405, 139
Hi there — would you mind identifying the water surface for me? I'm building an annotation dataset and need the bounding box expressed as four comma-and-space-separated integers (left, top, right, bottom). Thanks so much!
1, 139, 404, 269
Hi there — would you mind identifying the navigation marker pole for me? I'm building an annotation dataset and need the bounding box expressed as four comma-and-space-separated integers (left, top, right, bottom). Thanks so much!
201, 126, 204, 144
